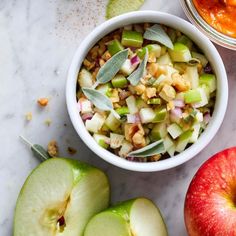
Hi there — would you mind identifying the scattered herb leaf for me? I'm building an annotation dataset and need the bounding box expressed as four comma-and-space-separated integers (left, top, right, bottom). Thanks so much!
144, 24, 174, 49
127, 48, 148, 86
96, 49, 128, 86
20, 136, 51, 161
128, 140, 165, 157
82, 88, 120, 119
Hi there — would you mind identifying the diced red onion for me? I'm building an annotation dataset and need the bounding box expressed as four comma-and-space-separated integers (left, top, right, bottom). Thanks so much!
81, 113, 93, 121
171, 108, 183, 118
119, 90, 131, 100
203, 113, 211, 124
131, 55, 140, 66
173, 99, 185, 108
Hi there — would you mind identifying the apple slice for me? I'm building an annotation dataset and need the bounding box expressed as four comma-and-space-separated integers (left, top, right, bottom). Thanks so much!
14, 158, 110, 236
84, 198, 168, 236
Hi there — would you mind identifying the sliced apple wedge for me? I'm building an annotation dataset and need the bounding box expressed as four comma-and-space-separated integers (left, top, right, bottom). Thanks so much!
14, 158, 110, 236
84, 198, 168, 236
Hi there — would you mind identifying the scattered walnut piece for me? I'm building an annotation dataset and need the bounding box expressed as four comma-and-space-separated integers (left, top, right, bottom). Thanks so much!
25, 112, 32, 121
47, 140, 59, 157
150, 154, 161, 162
172, 72, 190, 92
37, 98, 49, 107
67, 147, 77, 155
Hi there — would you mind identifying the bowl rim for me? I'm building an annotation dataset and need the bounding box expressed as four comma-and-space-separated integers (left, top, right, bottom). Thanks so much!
66, 10, 228, 172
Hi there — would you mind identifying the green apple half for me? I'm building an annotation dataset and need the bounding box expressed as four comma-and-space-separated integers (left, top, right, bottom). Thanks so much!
14, 158, 110, 236
84, 198, 168, 236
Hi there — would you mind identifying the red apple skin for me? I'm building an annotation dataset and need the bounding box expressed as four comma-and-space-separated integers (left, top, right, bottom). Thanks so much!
184, 147, 236, 236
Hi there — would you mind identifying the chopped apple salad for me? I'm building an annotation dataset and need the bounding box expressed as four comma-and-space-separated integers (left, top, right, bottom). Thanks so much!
76, 23, 216, 162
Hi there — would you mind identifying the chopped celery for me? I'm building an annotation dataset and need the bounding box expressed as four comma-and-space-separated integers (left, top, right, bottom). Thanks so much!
105, 112, 121, 132
152, 106, 167, 123
168, 43, 192, 62
176, 130, 193, 153
126, 95, 139, 114
199, 74, 216, 93
192, 52, 208, 67
136, 97, 149, 109
121, 30, 143, 48
174, 63, 188, 74
111, 74, 128, 88
183, 66, 199, 89
115, 106, 129, 116
156, 53, 172, 65
150, 123, 167, 141
167, 145, 176, 156
192, 88, 208, 108
167, 123, 183, 139
139, 108, 156, 123
184, 89, 202, 104
163, 135, 175, 151
108, 39, 124, 56
189, 123, 201, 143
147, 98, 162, 105
176, 35, 193, 49
137, 44, 161, 59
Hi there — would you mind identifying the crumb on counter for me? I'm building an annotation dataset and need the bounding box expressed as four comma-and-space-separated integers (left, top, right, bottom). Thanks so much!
44, 119, 52, 126
37, 98, 49, 107
25, 112, 32, 121
47, 140, 59, 157
67, 147, 77, 155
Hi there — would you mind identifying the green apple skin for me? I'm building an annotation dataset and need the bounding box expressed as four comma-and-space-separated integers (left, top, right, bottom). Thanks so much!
14, 158, 110, 236
84, 198, 168, 236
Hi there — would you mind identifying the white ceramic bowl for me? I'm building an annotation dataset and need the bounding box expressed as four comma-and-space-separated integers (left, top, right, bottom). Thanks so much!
66, 11, 228, 172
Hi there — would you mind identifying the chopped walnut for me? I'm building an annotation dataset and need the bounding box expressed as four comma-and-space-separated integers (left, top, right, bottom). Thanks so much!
132, 131, 146, 149
67, 147, 77, 155
145, 87, 156, 98
147, 63, 158, 77
37, 98, 49, 107
102, 51, 111, 61
47, 140, 59, 157
172, 72, 190, 92
134, 84, 146, 95
83, 59, 95, 70
150, 154, 161, 162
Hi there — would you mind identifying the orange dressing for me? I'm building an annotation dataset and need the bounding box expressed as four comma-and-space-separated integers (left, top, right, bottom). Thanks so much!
193, 0, 236, 38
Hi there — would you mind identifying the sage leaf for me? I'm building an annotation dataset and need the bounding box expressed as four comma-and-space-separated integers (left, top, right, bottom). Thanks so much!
96, 49, 129, 85
127, 48, 148, 86
128, 140, 165, 158
82, 88, 120, 118
144, 24, 174, 50
20, 136, 51, 162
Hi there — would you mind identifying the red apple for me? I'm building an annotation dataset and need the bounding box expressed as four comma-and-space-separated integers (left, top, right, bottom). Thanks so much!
184, 147, 236, 236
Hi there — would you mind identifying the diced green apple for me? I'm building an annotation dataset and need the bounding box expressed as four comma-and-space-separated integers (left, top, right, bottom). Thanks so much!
84, 198, 168, 236
112, 74, 128, 88
108, 39, 124, 56
163, 135, 175, 151
150, 123, 167, 141
167, 145, 176, 157
189, 123, 201, 143
118, 140, 133, 157
96, 83, 112, 95
139, 108, 156, 123
152, 107, 167, 123
126, 95, 139, 114
85, 113, 106, 133
115, 106, 129, 116
121, 30, 143, 48
137, 44, 161, 59
192, 88, 208, 108
105, 112, 121, 132
110, 133, 125, 149
176, 130, 193, 153
120, 59, 137, 75
156, 53, 172, 65
184, 89, 202, 104
93, 134, 110, 149
78, 69, 93, 88
14, 158, 110, 236
168, 43, 192, 62
183, 66, 199, 89
167, 123, 183, 139
199, 74, 216, 93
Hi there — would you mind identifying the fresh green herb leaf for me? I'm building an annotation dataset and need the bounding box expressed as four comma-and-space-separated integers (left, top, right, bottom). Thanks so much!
20, 136, 51, 161
82, 88, 120, 119
127, 48, 148, 86
96, 49, 128, 86
106, 0, 145, 19
128, 140, 165, 157
144, 24, 174, 50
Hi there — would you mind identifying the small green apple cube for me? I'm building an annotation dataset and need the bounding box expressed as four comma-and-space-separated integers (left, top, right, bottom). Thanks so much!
121, 30, 143, 48
118, 141, 133, 157
167, 123, 183, 139
78, 69, 93, 88
189, 124, 201, 143
137, 44, 161, 59
184, 89, 202, 104
163, 135, 175, 151
85, 113, 106, 133
176, 130, 193, 153
115, 106, 129, 116
108, 39, 124, 56
139, 108, 156, 124
168, 43, 192, 62
147, 98, 162, 105
152, 107, 167, 123
93, 134, 110, 149
111, 75, 128, 88
120, 59, 136, 75
150, 123, 167, 141
136, 98, 149, 109
183, 66, 199, 89
110, 133, 125, 149
195, 110, 203, 122
192, 88, 208, 108
156, 53, 172, 65
126, 95, 139, 114
105, 112, 121, 132
199, 74, 216, 93
96, 83, 112, 95
191, 52, 208, 67
167, 145, 176, 156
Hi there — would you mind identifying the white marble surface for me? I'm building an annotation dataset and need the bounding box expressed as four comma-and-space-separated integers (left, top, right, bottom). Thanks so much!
0, 0, 236, 235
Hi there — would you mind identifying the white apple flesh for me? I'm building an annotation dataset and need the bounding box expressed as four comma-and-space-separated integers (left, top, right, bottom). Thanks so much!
84, 198, 168, 236
14, 158, 110, 236
184, 147, 236, 235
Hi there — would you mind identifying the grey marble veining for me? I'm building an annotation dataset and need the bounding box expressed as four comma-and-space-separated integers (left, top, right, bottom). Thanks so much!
0, 0, 236, 235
